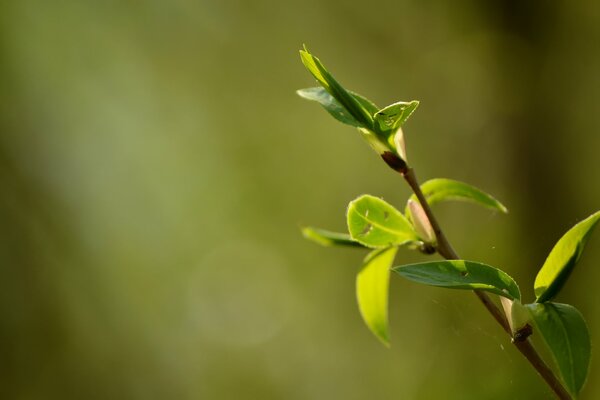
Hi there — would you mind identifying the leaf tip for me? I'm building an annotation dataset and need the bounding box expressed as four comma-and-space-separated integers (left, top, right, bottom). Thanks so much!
300, 226, 330, 247
379, 335, 391, 348
295, 88, 309, 98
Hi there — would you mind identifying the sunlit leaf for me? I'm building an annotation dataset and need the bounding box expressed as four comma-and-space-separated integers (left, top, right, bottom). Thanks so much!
527, 303, 591, 397
301, 226, 365, 248
347, 195, 419, 248
296, 85, 394, 157
393, 260, 521, 300
297, 87, 361, 127
299, 47, 374, 129
297, 87, 379, 128
297, 48, 419, 165
405, 179, 508, 218
534, 211, 600, 303
357, 246, 397, 346
374, 100, 419, 132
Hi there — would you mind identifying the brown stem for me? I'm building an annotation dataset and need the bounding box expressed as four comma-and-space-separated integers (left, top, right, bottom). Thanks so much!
400, 167, 571, 400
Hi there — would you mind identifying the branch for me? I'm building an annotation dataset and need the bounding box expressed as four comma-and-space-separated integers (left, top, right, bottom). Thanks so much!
400, 167, 572, 400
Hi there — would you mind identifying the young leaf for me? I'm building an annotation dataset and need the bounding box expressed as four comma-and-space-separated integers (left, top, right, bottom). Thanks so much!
351, 91, 379, 116
405, 178, 508, 218
393, 260, 521, 300
357, 246, 398, 346
299, 48, 374, 129
526, 303, 591, 397
297, 87, 380, 128
297, 87, 361, 127
374, 100, 419, 133
534, 211, 600, 303
301, 226, 365, 248
297, 48, 420, 165
347, 195, 419, 248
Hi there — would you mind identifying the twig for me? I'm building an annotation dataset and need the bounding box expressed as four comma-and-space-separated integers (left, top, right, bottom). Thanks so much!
400, 167, 572, 400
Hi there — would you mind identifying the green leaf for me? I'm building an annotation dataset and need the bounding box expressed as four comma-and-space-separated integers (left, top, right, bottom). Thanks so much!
526, 303, 591, 397
299, 47, 374, 129
374, 100, 419, 132
297, 87, 361, 127
393, 260, 521, 300
534, 211, 600, 303
297, 87, 379, 128
405, 178, 508, 218
347, 195, 419, 248
301, 226, 365, 248
296, 87, 395, 157
351, 91, 379, 116
357, 246, 397, 346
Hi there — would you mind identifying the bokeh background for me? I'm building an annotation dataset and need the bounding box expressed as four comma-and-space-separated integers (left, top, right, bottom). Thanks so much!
1, 1, 599, 399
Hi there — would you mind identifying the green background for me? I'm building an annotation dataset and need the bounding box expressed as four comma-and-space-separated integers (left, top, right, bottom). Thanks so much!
1, 1, 599, 398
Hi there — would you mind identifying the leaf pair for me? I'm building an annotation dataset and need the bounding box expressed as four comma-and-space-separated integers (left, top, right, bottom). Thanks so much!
517, 210, 600, 398
297, 47, 418, 163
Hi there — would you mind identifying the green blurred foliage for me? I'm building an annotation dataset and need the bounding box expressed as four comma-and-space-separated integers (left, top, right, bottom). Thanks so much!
0, 0, 599, 399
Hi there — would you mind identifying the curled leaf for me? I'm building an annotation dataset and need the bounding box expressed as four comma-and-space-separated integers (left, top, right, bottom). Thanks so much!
374, 100, 419, 133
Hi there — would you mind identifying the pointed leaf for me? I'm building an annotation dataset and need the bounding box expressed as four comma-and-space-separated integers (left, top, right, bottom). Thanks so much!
296, 87, 395, 158
405, 179, 508, 218
374, 100, 419, 132
527, 303, 591, 397
297, 87, 379, 128
297, 87, 361, 127
534, 211, 600, 303
393, 260, 521, 300
352, 92, 379, 116
301, 226, 365, 248
347, 195, 419, 248
357, 246, 397, 346
299, 48, 374, 129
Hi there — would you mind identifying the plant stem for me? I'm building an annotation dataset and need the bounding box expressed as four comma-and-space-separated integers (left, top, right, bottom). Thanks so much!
401, 167, 572, 400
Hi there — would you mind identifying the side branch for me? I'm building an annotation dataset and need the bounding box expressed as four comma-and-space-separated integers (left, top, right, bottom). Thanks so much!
400, 167, 571, 400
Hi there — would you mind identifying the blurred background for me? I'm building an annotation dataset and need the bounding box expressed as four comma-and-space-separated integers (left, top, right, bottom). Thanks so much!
0, 0, 599, 399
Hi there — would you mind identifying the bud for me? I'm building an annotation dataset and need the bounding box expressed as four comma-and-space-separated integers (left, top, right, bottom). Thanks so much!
407, 199, 435, 243
500, 297, 532, 340
500, 297, 515, 332
393, 127, 407, 163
